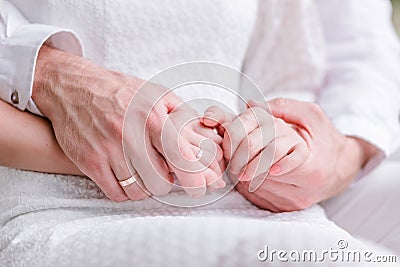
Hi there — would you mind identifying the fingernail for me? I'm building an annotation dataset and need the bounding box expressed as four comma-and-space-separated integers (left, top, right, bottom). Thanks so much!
269, 165, 281, 175
216, 179, 226, 188
204, 111, 213, 117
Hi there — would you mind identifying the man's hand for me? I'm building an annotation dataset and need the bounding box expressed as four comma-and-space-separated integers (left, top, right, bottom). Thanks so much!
235, 98, 378, 212
32, 46, 224, 201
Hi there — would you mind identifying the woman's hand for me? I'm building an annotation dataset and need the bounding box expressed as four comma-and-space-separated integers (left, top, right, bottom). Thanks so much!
32, 46, 224, 201
202, 104, 308, 191
0, 99, 84, 176
235, 98, 378, 212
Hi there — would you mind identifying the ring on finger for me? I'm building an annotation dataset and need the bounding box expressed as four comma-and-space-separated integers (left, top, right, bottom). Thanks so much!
118, 172, 140, 187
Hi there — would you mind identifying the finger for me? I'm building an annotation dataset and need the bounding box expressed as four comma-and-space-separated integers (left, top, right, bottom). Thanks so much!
204, 162, 226, 190
202, 105, 236, 127
240, 136, 300, 182
223, 107, 273, 161
235, 181, 280, 212
252, 180, 301, 212
154, 118, 207, 197
187, 132, 223, 162
118, 174, 149, 201
167, 104, 223, 178
258, 179, 309, 211
170, 163, 207, 198
124, 108, 175, 197
112, 156, 149, 201
247, 99, 270, 111
136, 138, 174, 196
92, 166, 129, 202
194, 125, 223, 145
190, 145, 225, 189
163, 89, 184, 111
269, 142, 309, 177
190, 145, 221, 175
168, 103, 198, 130
122, 157, 151, 200
229, 123, 275, 175
267, 98, 324, 130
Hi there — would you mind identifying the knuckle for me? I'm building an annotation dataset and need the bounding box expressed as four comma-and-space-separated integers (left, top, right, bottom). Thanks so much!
251, 108, 267, 124
252, 106, 268, 116
272, 98, 287, 107
107, 116, 124, 140
113, 122, 123, 139
229, 162, 240, 174
246, 137, 258, 153
244, 108, 258, 119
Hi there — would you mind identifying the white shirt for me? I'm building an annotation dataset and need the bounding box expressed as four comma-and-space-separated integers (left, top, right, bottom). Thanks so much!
0, 0, 399, 159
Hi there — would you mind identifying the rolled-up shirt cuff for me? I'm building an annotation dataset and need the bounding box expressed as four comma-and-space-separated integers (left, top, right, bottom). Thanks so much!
1, 24, 83, 115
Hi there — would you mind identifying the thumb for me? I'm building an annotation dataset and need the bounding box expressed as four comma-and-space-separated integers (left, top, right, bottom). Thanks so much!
247, 99, 269, 110
267, 98, 322, 128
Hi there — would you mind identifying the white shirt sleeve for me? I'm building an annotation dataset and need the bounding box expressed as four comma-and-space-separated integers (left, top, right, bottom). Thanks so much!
0, 0, 83, 115
316, 0, 400, 158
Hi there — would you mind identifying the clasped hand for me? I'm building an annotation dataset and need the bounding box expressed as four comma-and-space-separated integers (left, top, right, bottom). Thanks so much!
33, 47, 374, 210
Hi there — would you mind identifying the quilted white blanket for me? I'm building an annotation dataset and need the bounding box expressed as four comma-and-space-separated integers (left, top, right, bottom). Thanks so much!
0, 167, 396, 267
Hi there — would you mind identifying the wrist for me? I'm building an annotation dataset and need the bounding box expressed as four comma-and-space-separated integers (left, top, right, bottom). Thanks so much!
32, 45, 84, 120
337, 136, 378, 183
32, 46, 133, 123
346, 136, 378, 168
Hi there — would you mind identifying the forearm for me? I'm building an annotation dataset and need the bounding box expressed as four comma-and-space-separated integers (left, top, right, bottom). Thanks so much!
0, 100, 83, 176
32, 45, 137, 123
